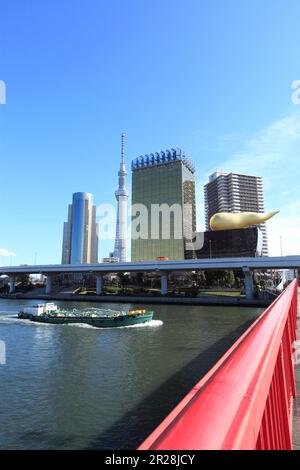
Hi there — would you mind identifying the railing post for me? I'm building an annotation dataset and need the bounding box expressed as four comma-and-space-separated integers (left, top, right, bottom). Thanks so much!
277, 343, 293, 449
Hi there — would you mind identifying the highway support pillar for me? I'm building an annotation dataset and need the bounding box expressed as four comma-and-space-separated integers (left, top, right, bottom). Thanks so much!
96, 275, 103, 296
243, 268, 254, 301
9, 275, 15, 294
45, 275, 53, 295
161, 272, 168, 295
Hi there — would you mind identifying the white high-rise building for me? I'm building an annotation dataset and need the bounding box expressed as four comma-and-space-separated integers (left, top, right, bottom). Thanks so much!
204, 172, 268, 256
114, 133, 128, 262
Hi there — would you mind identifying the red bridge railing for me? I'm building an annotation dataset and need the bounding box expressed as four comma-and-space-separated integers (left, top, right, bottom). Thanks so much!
139, 279, 298, 450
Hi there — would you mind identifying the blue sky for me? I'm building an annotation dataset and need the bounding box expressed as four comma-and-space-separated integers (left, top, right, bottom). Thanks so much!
1, 0, 300, 265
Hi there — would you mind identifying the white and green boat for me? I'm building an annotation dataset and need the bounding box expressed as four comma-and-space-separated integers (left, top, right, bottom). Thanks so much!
18, 303, 154, 328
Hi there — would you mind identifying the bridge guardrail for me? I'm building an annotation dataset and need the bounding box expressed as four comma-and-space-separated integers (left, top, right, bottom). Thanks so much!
138, 279, 298, 450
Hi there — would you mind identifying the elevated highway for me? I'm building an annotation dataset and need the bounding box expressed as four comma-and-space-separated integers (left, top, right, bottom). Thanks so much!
1, 256, 299, 299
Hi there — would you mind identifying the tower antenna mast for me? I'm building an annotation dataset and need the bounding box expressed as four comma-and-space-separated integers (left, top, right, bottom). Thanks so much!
121, 132, 125, 164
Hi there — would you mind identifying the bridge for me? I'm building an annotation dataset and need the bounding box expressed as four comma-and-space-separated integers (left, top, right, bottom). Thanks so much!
0, 256, 299, 299
138, 279, 299, 450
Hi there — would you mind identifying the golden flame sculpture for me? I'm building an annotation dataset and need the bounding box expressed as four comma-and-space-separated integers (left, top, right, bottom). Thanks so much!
209, 211, 279, 231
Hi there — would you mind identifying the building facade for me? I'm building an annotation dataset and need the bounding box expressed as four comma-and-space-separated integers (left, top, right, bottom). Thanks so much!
131, 148, 196, 261
204, 172, 268, 255
114, 133, 128, 262
195, 227, 263, 259
61, 192, 99, 264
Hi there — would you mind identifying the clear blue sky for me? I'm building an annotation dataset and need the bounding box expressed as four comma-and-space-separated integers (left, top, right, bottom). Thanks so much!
1, 0, 300, 264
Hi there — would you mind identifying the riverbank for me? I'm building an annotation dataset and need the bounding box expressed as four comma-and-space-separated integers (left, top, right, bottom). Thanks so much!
0, 292, 270, 307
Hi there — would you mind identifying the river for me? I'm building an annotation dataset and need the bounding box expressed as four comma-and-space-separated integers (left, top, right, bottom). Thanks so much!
0, 298, 263, 449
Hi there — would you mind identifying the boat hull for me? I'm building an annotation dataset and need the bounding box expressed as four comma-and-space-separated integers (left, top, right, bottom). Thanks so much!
18, 312, 154, 328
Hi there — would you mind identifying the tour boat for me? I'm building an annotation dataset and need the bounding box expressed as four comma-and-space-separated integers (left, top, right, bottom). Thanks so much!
18, 303, 154, 328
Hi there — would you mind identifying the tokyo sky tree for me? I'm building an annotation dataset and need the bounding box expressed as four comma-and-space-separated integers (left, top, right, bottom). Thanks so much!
114, 133, 128, 262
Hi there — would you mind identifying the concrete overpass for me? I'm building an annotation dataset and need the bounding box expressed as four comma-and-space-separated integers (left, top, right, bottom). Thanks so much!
0, 256, 299, 299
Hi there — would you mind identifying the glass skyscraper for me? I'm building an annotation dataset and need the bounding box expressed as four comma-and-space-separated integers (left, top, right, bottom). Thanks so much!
61, 192, 99, 264
131, 148, 196, 261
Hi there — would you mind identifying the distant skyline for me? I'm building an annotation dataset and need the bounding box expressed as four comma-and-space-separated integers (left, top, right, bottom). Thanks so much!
1, 0, 300, 265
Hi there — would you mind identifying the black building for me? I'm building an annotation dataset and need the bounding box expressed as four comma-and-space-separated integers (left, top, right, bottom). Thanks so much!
194, 226, 263, 259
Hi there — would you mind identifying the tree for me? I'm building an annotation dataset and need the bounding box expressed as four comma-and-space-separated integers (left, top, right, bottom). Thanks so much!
16, 273, 31, 286
117, 272, 126, 287
223, 270, 236, 288
196, 270, 206, 287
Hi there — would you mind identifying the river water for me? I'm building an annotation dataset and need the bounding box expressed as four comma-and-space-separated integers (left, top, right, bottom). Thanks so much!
0, 298, 263, 450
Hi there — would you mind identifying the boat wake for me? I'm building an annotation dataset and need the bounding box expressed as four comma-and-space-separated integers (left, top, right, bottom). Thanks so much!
0, 314, 57, 326
119, 319, 163, 329
66, 319, 163, 330
0, 314, 163, 330
66, 322, 99, 329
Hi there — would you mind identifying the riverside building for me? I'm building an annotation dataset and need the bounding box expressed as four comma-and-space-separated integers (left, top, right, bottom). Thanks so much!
204, 172, 268, 256
61, 192, 99, 264
131, 148, 196, 261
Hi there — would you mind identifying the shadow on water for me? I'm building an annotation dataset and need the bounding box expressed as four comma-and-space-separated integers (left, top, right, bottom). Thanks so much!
85, 317, 256, 450
15, 430, 75, 450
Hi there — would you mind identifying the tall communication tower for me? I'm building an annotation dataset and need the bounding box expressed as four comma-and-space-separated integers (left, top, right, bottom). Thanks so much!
113, 133, 128, 262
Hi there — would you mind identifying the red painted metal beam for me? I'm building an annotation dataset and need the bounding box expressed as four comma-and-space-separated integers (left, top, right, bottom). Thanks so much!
138, 280, 298, 450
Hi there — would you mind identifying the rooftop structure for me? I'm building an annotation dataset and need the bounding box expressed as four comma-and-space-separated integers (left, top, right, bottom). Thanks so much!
131, 148, 195, 174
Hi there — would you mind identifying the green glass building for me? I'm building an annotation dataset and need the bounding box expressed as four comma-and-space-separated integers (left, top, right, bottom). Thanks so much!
131, 148, 196, 261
